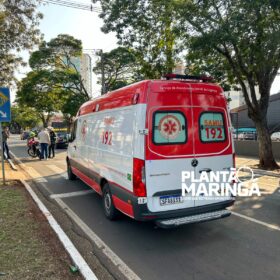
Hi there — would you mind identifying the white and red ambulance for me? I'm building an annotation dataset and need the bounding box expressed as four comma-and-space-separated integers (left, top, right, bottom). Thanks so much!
67, 74, 235, 228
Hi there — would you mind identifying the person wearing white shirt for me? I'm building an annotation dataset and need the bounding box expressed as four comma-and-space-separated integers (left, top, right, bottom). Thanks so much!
38, 128, 50, 160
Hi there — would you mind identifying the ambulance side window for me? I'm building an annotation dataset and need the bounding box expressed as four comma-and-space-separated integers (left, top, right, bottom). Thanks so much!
199, 112, 226, 142
70, 119, 77, 142
153, 111, 187, 145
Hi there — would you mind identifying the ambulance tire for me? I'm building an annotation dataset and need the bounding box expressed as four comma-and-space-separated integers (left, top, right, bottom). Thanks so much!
67, 161, 76, 180
102, 183, 118, 220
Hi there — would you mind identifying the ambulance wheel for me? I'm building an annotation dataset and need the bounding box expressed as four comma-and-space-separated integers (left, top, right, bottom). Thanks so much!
102, 184, 118, 220
67, 160, 76, 180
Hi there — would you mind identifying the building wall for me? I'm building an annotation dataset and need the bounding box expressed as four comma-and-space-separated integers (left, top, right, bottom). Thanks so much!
225, 90, 245, 110
80, 54, 92, 96
68, 54, 92, 96
234, 140, 280, 160
230, 93, 280, 133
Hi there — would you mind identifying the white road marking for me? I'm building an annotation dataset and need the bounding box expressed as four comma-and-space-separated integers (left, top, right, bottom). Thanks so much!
232, 211, 280, 232
55, 198, 141, 280
10, 143, 28, 147
20, 180, 98, 280
50, 190, 94, 199
47, 164, 68, 179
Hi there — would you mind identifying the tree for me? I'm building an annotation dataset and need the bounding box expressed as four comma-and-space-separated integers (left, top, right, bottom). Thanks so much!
11, 105, 41, 130
95, 0, 182, 78
16, 70, 64, 127
17, 34, 91, 128
93, 47, 139, 92
176, 0, 280, 169
29, 34, 90, 100
28, 34, 91, 125
0, 0, 42, 85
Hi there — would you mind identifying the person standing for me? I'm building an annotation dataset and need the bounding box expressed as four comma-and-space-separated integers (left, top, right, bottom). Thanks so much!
48, 127, 56, 158
2, 127, 11, 159
38, 128, 50, 160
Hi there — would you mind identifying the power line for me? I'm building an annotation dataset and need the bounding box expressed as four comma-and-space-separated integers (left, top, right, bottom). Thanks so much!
44, 0, 102, 12
42, 0, 102, 13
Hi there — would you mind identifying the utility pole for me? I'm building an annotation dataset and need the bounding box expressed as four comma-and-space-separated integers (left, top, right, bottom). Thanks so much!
0, 124, 5, 185
100, 49, 106, 95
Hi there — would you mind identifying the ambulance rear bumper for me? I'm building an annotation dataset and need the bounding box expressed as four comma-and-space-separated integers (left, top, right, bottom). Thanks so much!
108, 180, 234, 224
132, 198, 234, 223
155, 209, 231, 228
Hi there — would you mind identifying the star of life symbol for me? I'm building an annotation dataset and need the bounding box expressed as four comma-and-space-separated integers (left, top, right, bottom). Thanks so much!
159, 115, 181, 140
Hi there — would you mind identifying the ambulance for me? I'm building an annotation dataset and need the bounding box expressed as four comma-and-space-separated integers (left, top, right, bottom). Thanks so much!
67, 74, 235, 228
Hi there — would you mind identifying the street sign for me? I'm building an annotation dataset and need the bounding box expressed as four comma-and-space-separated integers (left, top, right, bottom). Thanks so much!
0, 88, 11, 122
0, 87, 10, 185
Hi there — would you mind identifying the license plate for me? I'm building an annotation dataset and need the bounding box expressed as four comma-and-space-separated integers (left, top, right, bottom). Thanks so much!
160, 195, 183, 206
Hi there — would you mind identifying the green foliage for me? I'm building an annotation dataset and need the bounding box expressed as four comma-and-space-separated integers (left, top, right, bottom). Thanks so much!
17, 34, 91, 126
93, 47, 140, 91
11, 105, 41, 130
29, 34, 90, 116
176, 0, 280, 118
0, 0, 42, 85
175, 0, 280, 168
95, 0, 182, 78
16, 70, 64, 126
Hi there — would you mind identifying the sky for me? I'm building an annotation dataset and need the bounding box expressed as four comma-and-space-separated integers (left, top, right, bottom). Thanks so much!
12, 0, 280, 101
12, 0, 118, 101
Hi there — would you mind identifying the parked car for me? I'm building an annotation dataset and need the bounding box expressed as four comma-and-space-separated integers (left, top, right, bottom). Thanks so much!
20, 131, 29, 140
271, 132, 280, 141
56, 132, 69, 148
243, 132, 257, 140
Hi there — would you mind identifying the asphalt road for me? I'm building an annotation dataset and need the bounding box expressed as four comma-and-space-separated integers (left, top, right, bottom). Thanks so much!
9, 135, 280, 280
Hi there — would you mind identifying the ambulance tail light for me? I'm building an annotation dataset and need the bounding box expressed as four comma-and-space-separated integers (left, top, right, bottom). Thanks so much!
233, 153, 236, 168
133, 158, 146, 197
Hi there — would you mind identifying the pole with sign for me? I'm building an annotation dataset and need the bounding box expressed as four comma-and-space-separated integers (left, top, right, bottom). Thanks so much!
0, 88, 11, 185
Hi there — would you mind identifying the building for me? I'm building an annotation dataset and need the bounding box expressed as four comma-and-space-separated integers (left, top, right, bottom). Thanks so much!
225, 82, 260, 110
230, 92, 280, 133
80, 54, 92, 96
173, 62, 185, 75
225, 90, 245, 110
67, 53, 92, 96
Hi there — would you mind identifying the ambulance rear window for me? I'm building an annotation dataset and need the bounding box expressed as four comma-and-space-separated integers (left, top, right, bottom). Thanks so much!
153, 111, 187, 145
199, 112, 226, 142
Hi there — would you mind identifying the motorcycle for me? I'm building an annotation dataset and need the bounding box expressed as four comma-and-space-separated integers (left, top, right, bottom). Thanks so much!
27, 138, 41, 158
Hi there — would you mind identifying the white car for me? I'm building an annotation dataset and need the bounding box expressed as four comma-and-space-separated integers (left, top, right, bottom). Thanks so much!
271, 132, 280, 141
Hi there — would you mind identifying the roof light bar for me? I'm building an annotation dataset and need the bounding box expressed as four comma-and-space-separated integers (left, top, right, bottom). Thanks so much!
163, 73, 213, 82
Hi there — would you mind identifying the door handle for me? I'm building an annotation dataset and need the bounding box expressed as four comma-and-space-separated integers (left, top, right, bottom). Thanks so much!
199, 168, 212, 173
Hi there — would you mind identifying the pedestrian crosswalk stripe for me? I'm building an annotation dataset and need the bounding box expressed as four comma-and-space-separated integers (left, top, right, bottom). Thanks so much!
47, 164, 68, 179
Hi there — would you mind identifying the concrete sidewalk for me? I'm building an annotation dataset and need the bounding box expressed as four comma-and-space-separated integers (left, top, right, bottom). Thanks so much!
236, 156, 280, 177
0, 160, 26, 183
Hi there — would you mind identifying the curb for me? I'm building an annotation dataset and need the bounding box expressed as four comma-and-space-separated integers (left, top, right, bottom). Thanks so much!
251, 168, 280, 178
10, 151, 23, 167
237, 165, 280, 178
20, 179, 98, 280
7, 157, 17, 171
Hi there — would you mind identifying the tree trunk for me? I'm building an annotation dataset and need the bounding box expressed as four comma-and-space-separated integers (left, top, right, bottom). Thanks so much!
40, 115, 47, 128
255, 118, 279, 170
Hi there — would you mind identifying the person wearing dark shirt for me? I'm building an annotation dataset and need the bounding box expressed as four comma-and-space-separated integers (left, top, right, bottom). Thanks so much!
48, 127, 57, 158
2, 127, 11, 159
